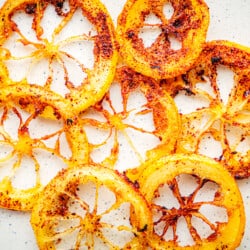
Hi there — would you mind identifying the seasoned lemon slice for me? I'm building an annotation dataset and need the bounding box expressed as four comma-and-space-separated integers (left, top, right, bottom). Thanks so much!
0, 0, 118, 116
31, 165, 152, 249
139, 154, 245, 249
81, 66, 180, 172
170, 41, 250, 178
0, 86, 88, 210
116, 0, 209, 79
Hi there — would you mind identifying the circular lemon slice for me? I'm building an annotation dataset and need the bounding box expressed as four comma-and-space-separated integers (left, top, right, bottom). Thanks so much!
139, 153, 245, 249
30, 165, 152, 249
116, 0, 209, 79
0, 0, 118, 116
81, 66, 180, 173
171, 40, 250, 178
0, 86, 88, 210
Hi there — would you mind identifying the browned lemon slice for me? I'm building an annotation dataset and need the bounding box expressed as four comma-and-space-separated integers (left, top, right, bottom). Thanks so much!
116, 0, 209, 79
81, 66, 180, 173
31, 165, 152, 249
0, 0, 118, 116
139, 153, 245, 249
0, 86, 88, 210
170, 40, 250, 178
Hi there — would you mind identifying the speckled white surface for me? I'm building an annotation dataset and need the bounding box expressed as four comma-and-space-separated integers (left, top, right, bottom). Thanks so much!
0, 0, 249, 249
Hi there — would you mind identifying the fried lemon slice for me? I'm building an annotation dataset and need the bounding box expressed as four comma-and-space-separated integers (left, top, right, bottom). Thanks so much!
31, 165, 152, 249
81, 66, 180, 172
0, 0, 117, 116
170, 40, 250, 178
116, 0, 209, 79
0, 86, 88, 211
139, 154, 245, 249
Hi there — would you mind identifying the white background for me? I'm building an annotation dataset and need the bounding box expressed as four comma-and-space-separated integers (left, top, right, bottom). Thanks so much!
0, 0, 249, 249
